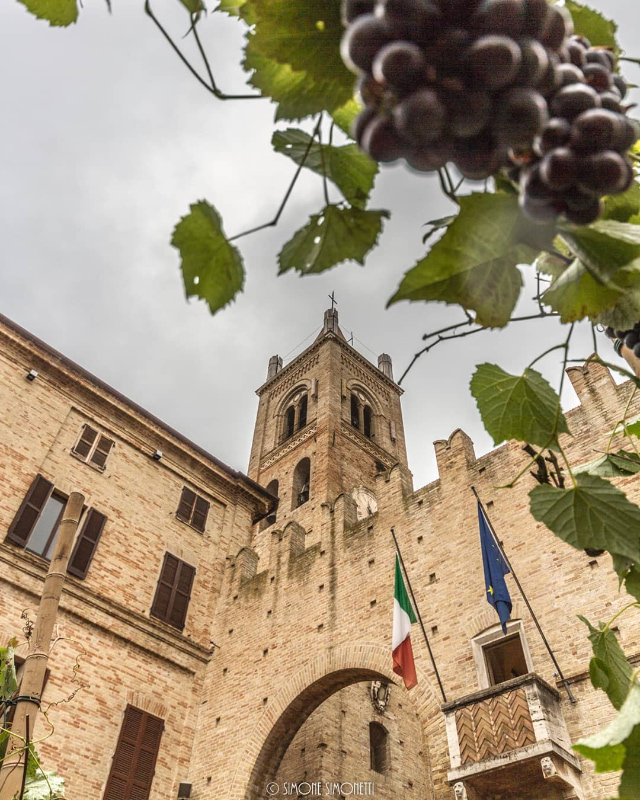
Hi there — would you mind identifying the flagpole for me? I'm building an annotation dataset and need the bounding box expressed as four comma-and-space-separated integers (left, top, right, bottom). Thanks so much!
471, 486, 577, 704
391, 528, 447, 703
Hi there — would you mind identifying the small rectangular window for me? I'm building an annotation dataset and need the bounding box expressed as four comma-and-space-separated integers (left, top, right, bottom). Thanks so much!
176, 487, 210, 533
6, 474, 106, 576
483, 634, 528, 685
150, 553, 196, 630
72, 424, 114, 470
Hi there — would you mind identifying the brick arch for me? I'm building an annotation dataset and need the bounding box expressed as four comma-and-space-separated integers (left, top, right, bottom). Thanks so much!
463, 600, 527, 638
228, 644, 441, 800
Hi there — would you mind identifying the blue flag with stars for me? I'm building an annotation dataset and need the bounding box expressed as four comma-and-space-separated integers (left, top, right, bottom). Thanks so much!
478, 502, 512, 634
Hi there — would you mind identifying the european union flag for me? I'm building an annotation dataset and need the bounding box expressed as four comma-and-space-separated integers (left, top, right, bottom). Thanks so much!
478, 502, 512, 634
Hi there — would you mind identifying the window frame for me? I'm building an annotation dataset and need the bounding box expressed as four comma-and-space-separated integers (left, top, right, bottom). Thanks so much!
150, 553, 196, 631
369, 721, 389, 774
175, 486, 210, 533
71, 423, 115, 472
471, 620, 534, 689
24, 490, 67, 560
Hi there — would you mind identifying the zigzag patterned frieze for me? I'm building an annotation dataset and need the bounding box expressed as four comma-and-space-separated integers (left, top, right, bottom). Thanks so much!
454, 687, 535, 765
260, 425, 318, 470
340, 423, 396, 467
268, 355, 320, 400
341, 355, 391, 402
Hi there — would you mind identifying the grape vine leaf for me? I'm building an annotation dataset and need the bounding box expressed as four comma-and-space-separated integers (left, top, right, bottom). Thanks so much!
171, 201, 245, 315
543, 258, 622, 322
574, 680, 640, 775
0, 638, 18, 701
580, 615, 633, 711
331, 98, 361, 137
560, 221, 640, 281
180, 0, 206, 13
17, 0, 78, 26
278, 205, 388, 275
272, 128, 377, 209
389, 193, 534, 327
623, 566, 640, 603
590, 657, 611, 694
245, 0, 353, 113
565, 1, 619, 52
604, 183, 640, 223
244, 50, 346, 120
470, 364, 569, 449
530, 474, 640, 565
575, 451, 640, 478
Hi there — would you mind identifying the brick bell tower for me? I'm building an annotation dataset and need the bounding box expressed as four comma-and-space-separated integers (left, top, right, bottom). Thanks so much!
247, 308, 410, 544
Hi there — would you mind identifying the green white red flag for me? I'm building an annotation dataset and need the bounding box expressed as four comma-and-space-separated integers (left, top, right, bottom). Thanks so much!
392, 554, 418, 690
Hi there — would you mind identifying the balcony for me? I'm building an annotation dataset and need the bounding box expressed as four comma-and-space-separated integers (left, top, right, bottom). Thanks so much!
443, 674, 584, 799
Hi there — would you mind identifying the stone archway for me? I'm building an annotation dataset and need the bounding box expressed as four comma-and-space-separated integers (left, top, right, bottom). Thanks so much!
226, 645, 442, 800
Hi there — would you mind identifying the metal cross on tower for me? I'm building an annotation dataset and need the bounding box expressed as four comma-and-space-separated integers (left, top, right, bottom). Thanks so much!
328, 291, 338, 311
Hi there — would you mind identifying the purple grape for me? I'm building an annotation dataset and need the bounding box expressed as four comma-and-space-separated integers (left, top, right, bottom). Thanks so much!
494, 88, 548, 146
472, 0, 524, 38
377, 0, 444, 42
516, 38, 549, 87
341, 0, 375, 25
446, 90, 492, 137
406, 138, 454, 171
465, 35, 522, 89
539, 147, 579, 190
538, 117, 572, 152
578, 150, 631, 195
352, 107, 378, 146
556, 63, 586, 88
361, 115, 404, 162
564, 197, 602, 224
566, 41, 587, 68
540, 6, 573, 51
613, 74, 628, 99
550, 83, 600, 120
372, 42, 426, 92
393, 88, 447, 144
571, 109, 624, 154
341, 14, 391, 74
582, 63, 613, 93
523, 0, 549, 38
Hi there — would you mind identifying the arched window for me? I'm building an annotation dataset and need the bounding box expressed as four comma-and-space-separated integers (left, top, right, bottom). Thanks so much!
285, 406, 296, 440
292, 458, 311, 509
260, 479, 279, 531
351, 394, 359, 428
363, 405, 372, 438
369, 722, 388, 773
298, 395, 308, 429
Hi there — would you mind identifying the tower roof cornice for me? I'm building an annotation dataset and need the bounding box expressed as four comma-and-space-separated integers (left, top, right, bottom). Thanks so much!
256, 329, 403, 397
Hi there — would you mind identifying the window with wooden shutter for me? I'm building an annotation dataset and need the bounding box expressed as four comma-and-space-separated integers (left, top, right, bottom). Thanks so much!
72, 424, 114, 470
175, 487, 209, 533
68, 509, 107, 579
150, 553, 195, 631
6, 475, 54, 547
103, 705, 164, 800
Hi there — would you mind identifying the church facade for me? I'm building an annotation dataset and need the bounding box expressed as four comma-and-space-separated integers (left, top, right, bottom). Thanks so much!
0, 308, 638, 800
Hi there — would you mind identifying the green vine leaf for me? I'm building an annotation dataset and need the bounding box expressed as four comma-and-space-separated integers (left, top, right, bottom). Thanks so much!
171, 201, 245, 315
180, 0, 206, 13
0, 638, 18, 702
245, 0, 353, 113
530, 475, 640, 565
575, 451, 640, 478
574, 680, 640, 776
565, 1, 619, 52
623, 567, 640, 603
470, 363, 569, 449
604, 183, 640, 223
278, 205, 388, 275
590, 657, 611, 693
331, 98, 361, 137
244, 50, 345, 120
16, 0, 78, 26
388, 193, 534, 327
272, 128, 377, 209
560, 221, 640, 281
543, 258, 622, 322
580, 615, 633, 711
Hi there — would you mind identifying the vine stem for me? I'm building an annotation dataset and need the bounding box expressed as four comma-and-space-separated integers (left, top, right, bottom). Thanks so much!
607, 384, 638, 453
603, 602, 640, 633
144, 1, 262, 101
228, 115, 323, 243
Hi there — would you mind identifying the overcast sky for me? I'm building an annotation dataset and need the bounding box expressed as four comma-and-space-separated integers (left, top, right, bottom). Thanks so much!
1, 0, 639, 488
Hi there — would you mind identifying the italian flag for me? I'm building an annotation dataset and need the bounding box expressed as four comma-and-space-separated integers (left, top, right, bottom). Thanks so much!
392, 555, 418, 690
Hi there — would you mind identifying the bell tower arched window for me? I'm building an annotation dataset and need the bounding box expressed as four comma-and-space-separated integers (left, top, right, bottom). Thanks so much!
285, 406, 295, 440
292, 458, 311, 509
363, 405, 372, 438
351, 394, 360, 428
298, 395, 308, 429
369, 722, 389, 773
260, 479, 279, 531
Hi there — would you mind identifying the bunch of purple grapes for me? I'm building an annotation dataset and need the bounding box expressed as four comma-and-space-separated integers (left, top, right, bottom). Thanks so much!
341, 0, 573, 179
607, 324, 640, 358
518, 35, 636, 225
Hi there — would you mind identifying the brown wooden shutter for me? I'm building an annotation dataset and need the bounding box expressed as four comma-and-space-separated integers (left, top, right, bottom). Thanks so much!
150, 554, 195, 630
168, 562, 195, 630
191, 496, 209, 533
176, 487, 195, 523
90, 435, 114, 469
103, 705, 164, 800
67, 509, 107, 579
6, 475, 54, 547
150, 554, 179, 623
73, 425, 98, 459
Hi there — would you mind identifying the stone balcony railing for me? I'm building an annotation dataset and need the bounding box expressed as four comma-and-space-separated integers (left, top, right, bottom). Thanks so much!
443, 674, 584, 799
